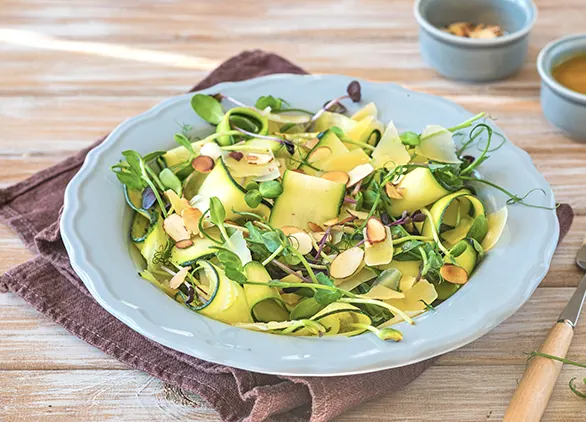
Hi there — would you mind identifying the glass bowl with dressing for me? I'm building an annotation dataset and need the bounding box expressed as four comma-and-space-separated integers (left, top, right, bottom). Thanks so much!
538, 34, 586, 140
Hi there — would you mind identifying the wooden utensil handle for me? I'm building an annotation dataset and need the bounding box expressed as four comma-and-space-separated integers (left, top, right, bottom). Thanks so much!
503, 321, 574, 422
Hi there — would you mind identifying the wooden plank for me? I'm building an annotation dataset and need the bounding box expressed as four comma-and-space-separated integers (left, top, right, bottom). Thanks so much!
0, 365, 584, 421
2, 286, 586, 371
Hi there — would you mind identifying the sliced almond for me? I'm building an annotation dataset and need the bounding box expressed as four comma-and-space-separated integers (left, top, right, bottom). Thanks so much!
307, 146, 332, 163
169, 267, 190, 289
321, 171, 349, 185
440, 264, 469, 285
291, 169, 305, 174
165, 190, 191, 215
346, 208, 370, 220
365, 217, 387, 244
308, 222, 324, 232
311, 231, 332, 243
192, 155, 215, 173
246, 153, 273, 165
175, 239, 194, 249
330, 247, 365, 279
200, 142, 222, 160
163, 214, 190, 242
181, 207, 203, 235
385, 183, 404, 200
347, 163, 375, 187
323, 217, 339, 228
281, 226, 303, 236
304, 138, 320, 149
289, 232, 314, 255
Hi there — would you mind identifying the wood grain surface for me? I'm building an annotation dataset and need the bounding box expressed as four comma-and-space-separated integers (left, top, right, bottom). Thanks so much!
1, 0, 586, 420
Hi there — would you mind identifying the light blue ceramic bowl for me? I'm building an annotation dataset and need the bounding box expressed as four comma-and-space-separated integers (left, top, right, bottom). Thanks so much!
414, 0, 537, 82
537, 34, 586, 141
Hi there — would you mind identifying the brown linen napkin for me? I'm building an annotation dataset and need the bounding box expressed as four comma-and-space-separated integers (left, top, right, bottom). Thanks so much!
0, 50, 574, 422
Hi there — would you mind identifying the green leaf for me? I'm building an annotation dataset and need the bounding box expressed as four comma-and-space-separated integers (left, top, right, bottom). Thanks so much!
191, 94, 224, 125
209, 197, 226, 227
467, 215, 488, 243
244, 221, 264, 244
400, 131, 421, 146
314, 289, 342, 306
316, 272, 335, 287
225, 267, 248, 284
255, 95, 289, 111
142, 151, 167, 163
121, 150, 143, 175
244, 189, 263, 208
261, 231, 282, 253
115, 171, 146, 191
159, 168, 182, 196
245, 181, 259, 191
174, 133, 195, 154
259, 181, 283, 199
216, 248, 243, 270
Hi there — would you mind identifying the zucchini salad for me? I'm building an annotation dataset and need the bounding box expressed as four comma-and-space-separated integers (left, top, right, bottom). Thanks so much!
112, 81, 528, 341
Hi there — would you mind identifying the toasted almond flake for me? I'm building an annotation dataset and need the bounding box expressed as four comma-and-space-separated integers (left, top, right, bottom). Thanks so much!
246, 153, 274, 165
175, 239, 194, 249
289, 232, 314, 255
307, 146, 332, 163
365, 217, 387, 244
291, 169, 305, 174
311, 231, 332, 243
181, 207, 203, 235
163, 214, 191, 242
281, 226, 303, 236
169, 267, 190, 289
308, 222, 324, 232
304, 138, 320, 149
330, 247, 365, 279
346, 163, 375, 187
385, 183, 404, 199
321, 171, 350, 185
200, 142, 222, 160
192, 155, 215, 173
346, 208, 370, 220
165, 190, 191, 215
440, 264, 469, 284
323, 217, 339, 227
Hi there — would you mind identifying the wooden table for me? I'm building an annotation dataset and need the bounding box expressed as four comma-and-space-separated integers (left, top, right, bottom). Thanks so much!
1, 0, 586, 420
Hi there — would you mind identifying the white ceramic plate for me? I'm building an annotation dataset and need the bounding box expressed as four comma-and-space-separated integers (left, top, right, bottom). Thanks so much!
61, 74, 558, 376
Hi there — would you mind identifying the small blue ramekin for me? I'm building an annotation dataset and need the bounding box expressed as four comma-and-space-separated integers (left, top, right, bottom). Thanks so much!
537, 34, 586, 141
414, 0, 538, 82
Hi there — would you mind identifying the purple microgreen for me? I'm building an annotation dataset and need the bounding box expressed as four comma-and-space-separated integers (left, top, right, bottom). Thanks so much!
344, 196, 357, 204
271, 260, 311, 283
411, 211, 427, 223
308, 81, 362, 126
314, 226, 333, 259
351, 180, 363, 197
355, 238, 366, 247
347, 80, 361, 102
141, 186, 157, 209
228, 151, 244, 161
380, 212, 391, 225
462, 155, 475, 164
184, 282, 195, 304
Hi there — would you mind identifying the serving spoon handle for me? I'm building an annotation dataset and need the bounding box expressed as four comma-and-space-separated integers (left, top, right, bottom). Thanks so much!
503, 321, 574, 422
